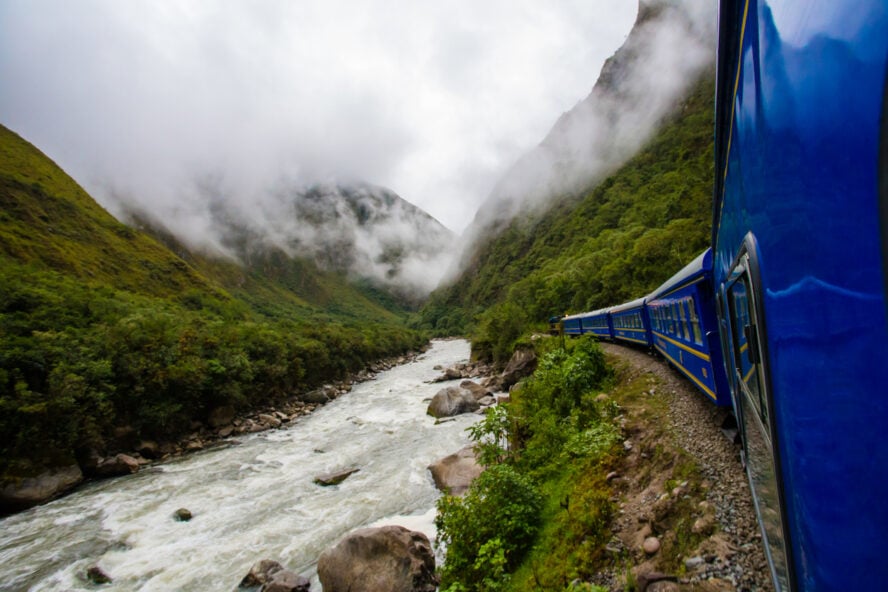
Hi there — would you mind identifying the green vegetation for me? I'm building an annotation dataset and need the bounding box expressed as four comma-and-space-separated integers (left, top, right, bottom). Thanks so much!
437, 339, 722, 591
417, 73, 715, 361
0, 125, 425, 480
436, 337, 618, 592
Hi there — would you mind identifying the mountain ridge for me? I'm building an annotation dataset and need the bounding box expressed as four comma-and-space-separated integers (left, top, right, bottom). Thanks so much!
0, 124, 427, 490
418, 0, 716, 362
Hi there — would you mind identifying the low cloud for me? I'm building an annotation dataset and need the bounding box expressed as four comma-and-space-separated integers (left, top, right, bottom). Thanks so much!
466, 0, 716, 239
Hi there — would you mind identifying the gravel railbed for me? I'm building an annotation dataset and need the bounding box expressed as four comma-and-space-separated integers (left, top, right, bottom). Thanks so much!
600, 343, 774, 592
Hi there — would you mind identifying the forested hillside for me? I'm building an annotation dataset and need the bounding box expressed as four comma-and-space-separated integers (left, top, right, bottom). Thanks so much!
0, 125, 424, 483
418, 72, 714, 363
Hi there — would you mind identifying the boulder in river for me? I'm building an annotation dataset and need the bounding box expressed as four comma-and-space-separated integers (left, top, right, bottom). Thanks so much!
426, 386, 480, 418
0, 465, 83, 512
87, 564, 112, 584
314, 467, 360, 486
94, 454, 140, 478
499, 347, 537, 390
428, 446, 483, 495
174, 507, 193, 521
300, 389, 330, 405
317, 525, 437, 592
264, 570, 310, 592
239, 559, 309, 591
459, 380, 491, 401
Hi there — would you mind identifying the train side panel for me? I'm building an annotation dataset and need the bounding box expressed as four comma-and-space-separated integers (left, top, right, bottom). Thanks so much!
562, 314, 583, 336
648, 250, 732, 406
714, 1, 888, 589
610, 298, 652, 347
584, 308, 613, 339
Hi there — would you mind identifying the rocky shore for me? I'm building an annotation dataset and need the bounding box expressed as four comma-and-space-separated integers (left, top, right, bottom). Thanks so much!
0, 347, 431, 514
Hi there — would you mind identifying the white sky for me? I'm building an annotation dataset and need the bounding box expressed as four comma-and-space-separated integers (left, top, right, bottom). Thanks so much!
0, 1, 637, 233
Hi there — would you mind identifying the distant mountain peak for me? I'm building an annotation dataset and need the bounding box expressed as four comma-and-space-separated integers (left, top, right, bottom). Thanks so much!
124, 181, 455, 299
465, 0, 715, 242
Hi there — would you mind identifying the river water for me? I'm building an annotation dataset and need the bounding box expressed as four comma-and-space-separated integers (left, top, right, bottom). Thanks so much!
0, 339, 479, 591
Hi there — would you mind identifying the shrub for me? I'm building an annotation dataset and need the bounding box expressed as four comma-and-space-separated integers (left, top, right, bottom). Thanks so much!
436, 464, 543, 591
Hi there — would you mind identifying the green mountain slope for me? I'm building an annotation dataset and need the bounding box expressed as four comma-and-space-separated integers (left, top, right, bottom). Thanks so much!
418, 72, 714, 362
0, 125, 221, 297
0, 125, 424, 486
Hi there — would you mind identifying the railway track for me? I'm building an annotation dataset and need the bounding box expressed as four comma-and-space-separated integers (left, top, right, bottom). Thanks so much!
600, 342, 773, 591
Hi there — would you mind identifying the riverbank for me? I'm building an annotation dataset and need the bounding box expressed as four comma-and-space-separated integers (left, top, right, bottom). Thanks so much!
1, 343, 437, 515
0, 339, 481, 590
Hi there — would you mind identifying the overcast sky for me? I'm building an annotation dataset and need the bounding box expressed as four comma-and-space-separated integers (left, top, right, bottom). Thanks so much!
0, 1, 637, 233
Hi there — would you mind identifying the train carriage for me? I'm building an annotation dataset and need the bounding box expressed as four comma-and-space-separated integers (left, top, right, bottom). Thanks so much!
582, 307, 613, 339
647, 249, 732, 407
714, 1, 888, 589
609, 297, 652, 347
561, 313, 584, 336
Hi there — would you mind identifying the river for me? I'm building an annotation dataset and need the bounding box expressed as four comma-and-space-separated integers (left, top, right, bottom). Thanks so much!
0, 339, 479, 591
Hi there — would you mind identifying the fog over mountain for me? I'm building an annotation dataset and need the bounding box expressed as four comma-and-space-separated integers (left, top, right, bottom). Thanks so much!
461, 0, 716, 256
0, 0, 637, 236
122, 181, 454, 297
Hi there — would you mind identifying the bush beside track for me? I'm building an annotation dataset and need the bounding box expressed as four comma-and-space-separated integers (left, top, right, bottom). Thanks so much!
435, 336, 772, 592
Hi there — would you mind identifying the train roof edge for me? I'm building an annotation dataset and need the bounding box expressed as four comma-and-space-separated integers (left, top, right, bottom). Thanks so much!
650, 248, 712, 300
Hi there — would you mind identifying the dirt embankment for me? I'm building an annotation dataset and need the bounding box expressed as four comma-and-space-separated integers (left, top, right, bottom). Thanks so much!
598, 342, 774, 592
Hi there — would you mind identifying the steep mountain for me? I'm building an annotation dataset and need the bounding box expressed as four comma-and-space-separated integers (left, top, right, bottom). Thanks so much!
0, 125, 219, 298
124, 182, 454, 307
419, 0, 717, 361
465, 0, 714, 240
0, 124, 425, 490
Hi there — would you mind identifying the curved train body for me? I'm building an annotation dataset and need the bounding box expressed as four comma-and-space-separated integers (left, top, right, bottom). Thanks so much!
648, 249, 732, 407
555, 2, 887, 589
713, 1, 888, 589
610, 297, 653, 348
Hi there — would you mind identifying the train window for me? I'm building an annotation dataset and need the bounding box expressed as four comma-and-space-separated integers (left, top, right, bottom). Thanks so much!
728, 280, 766, 423
724, 240, 792, 591
678, 301, 690, 341
688, 298, 703, 345
669, 303, 677, 334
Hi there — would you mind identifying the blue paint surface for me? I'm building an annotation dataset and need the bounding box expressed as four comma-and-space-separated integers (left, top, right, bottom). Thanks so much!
714, 1, 888, 589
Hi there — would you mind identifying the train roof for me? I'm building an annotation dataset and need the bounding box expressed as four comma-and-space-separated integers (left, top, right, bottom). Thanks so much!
563, 307, 611, 320
609, 296, 647, 313
650, 248, 712, 300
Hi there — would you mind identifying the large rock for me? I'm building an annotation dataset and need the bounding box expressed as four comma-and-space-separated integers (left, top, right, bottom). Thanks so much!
459, 380, 491, 401
317, 525, 437, 592
499, 348, 537, 390
314, 468, 360, 486
94, 454, 140, 478
428, 446, 483, 495
240, 559, 284, 588
426, 386, 480, 418
264, 570, 310, 592
299, 389, 330, 405
0, 465, 83, 512
239, 560, 310, 591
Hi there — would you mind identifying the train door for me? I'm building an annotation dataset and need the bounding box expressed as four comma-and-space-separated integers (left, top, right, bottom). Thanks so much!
721, 237, 794, 592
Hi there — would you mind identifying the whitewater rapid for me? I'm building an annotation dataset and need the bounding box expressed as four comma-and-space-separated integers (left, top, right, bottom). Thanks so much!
0, 339, 479, 591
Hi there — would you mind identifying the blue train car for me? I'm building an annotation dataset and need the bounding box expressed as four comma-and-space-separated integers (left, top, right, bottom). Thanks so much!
582, 307, 613, 339
609, 297, 652, 347
714, 2, 888, 590
561, 313, 583, 336
647, 249, 732, 406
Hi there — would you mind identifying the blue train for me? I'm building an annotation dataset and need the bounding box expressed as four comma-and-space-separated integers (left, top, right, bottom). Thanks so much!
558, 2, 888, 590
